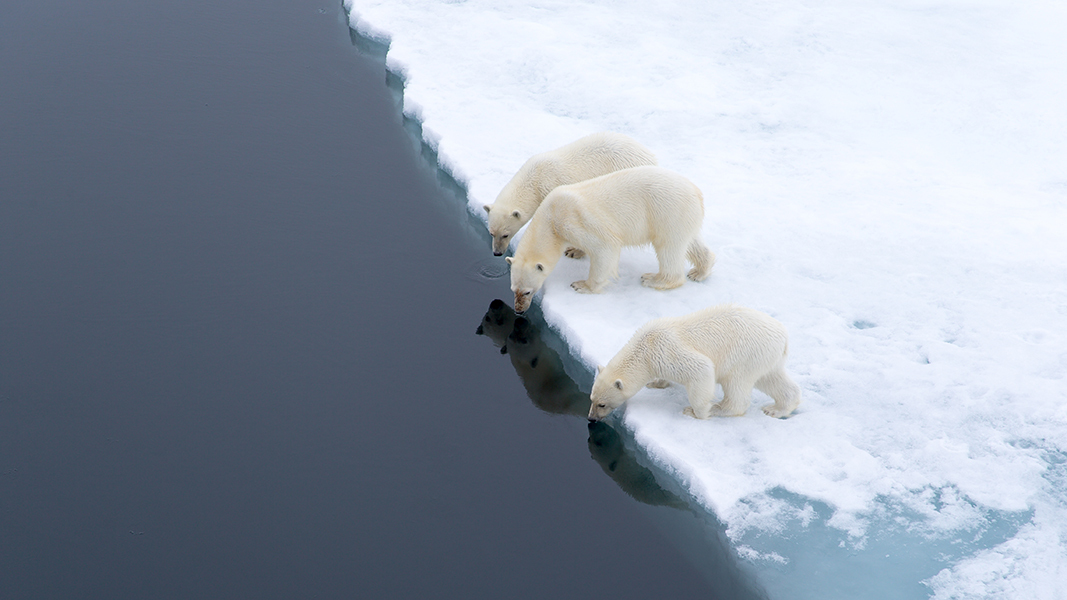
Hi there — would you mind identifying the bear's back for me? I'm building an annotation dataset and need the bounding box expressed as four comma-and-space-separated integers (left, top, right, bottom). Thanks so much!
552, 131, 658, 178
558, 166, 703, 239
521, 132, 658, 202
660, 305, 788, 372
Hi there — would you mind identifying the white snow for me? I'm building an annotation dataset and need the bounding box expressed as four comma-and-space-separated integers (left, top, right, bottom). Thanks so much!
345, 1, 1067, 597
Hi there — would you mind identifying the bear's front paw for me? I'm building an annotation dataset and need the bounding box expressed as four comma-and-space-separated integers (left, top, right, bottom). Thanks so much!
564, 247, 586, 259
761, 404, 795, 419
571, 280, 601, 294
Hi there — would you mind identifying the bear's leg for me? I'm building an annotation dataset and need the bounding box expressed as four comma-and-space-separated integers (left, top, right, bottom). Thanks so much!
715, 379, 754, 417
571, 245, 619, 294
755, 368, 802, 418
680, 358, 717, 419
686, 240, 715, 282
642, 241, 687, 290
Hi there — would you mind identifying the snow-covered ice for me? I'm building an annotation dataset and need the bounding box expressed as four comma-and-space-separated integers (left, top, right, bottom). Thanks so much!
344, 1, 1067, 597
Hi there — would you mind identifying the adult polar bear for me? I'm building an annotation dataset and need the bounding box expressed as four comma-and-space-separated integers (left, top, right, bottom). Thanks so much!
506, 165, 714, 313
588, 305, 802, 421
484, 132, 657, 256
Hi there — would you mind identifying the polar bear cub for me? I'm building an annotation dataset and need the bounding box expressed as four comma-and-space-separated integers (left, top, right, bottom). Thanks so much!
506, 165, 714, 313
484, 132, 657, 256
588, 305, 802, 421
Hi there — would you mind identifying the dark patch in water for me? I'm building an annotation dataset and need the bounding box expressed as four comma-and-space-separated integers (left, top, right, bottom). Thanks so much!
586, 421, 687, 509
475, 299, 591, 417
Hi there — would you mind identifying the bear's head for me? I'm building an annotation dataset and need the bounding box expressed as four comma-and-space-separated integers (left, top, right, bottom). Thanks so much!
505, 254, 548, 313
588, 366, 637, 421
483, 205, 524, 256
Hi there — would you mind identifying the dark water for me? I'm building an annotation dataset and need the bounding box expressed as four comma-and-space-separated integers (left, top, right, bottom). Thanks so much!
0, 1, 763, 598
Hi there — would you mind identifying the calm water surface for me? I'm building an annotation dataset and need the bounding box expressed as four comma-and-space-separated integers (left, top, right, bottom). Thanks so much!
0, 1, 762, 598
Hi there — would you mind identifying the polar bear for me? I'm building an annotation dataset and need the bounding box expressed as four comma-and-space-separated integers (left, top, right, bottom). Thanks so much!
505, 165, 714, 313
588, 305, 802, 421
483, 132, 657, 256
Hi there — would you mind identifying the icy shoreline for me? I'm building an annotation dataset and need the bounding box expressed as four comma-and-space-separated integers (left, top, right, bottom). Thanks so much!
344, 1, 1067, 597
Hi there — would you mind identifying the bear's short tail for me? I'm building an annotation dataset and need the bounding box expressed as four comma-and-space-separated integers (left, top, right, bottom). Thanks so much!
686, 240, 714, 282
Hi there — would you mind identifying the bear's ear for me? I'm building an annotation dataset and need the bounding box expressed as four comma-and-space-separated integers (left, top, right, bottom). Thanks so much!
505, 256, 513, 265
535, 263, 544, 272
511, 210, 521, 220
596, 364, 605, 375
614, 379, 624, 391
483, 205, 491, 213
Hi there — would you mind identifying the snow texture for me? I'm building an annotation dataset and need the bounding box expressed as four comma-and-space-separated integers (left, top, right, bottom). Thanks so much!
345, 1, 1067, 597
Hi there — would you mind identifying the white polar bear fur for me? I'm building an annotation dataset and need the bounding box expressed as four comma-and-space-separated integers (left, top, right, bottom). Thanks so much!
588, 305, 802, 421
484, 132, 657, 256
505, 165, 714, 313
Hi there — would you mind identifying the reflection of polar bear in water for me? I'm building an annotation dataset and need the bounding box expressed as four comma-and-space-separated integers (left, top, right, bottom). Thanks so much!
475, 300, 684, 508
476, 300, 589, 417
586, 422, 685, 509
475, 299, 515, 353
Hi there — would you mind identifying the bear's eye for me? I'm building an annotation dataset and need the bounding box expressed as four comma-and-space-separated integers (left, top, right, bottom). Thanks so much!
501, 234, 509, 239
597, 403, 606, 408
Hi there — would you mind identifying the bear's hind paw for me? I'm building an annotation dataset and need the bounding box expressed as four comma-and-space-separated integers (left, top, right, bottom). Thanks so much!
683, 407, 711, 420
641, 273, 684, 290
564, 247, 586, 259
761, 404, 795, 419
571, 280, 602, 294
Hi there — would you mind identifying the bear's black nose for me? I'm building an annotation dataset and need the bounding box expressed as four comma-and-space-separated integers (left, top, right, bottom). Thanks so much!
493, 252, 503, 256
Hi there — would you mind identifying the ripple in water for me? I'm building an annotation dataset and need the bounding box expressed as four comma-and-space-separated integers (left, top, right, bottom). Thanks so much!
467, 258, 509, 281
